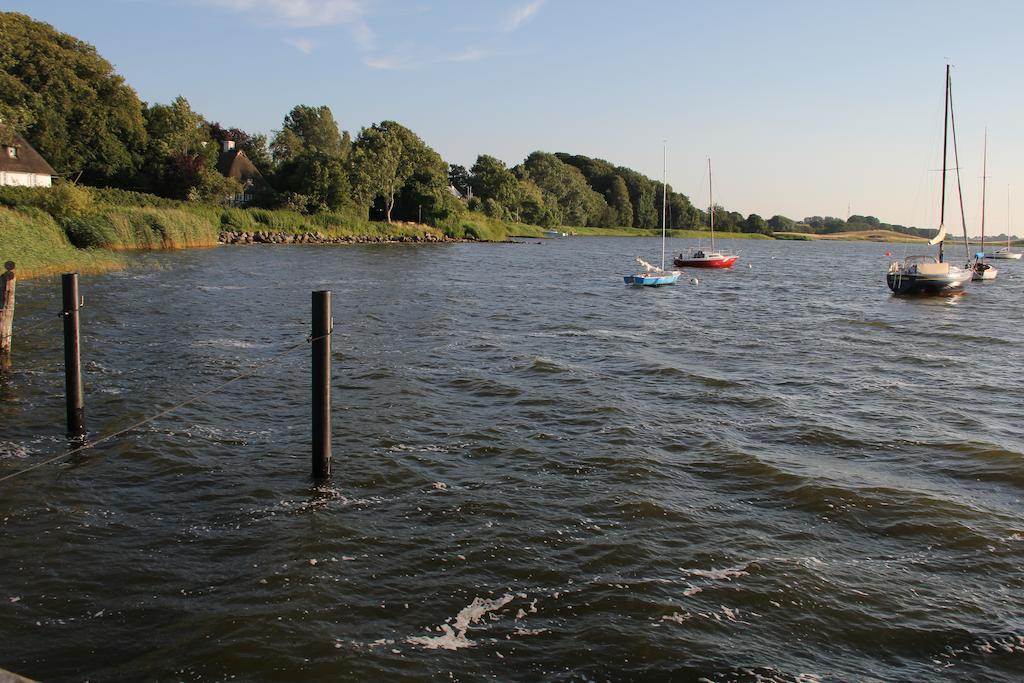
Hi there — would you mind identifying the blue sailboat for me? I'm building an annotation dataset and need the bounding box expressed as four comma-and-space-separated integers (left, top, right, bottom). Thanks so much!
625, 144, 680, 287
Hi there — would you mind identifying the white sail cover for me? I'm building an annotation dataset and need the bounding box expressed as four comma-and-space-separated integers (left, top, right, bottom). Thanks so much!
928, 223, 947, 246
635, 257, 663, 272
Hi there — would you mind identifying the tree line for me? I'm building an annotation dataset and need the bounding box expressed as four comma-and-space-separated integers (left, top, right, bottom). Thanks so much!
0, 11, 922, 238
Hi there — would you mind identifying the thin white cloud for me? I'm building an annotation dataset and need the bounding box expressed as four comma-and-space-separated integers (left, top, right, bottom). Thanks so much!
505, 0, 545, 31
285, 37, 316, 54
446, 48, 487, 63
202, 0, 367, 28
363, 54, 414, 70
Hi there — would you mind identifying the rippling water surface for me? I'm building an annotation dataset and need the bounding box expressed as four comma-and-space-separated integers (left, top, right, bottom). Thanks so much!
2, 237, 1023, 681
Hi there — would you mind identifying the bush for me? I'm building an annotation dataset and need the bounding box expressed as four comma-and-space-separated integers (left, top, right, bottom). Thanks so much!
38, 182, 94, 220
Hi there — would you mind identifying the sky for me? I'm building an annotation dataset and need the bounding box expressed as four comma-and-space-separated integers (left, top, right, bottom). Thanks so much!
7, 0, 1024, 234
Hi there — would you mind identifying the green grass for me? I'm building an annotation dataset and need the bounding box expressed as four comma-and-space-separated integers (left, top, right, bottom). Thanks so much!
0, 206, 123, 278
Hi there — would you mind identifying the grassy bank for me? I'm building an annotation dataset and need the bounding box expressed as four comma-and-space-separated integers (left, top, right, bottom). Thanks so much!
0, 185, 541, 278
0, 206, 123, 278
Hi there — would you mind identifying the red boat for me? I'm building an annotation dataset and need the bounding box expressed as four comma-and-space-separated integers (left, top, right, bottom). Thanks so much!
673, 250, 738, 268
673, 158, 738, 269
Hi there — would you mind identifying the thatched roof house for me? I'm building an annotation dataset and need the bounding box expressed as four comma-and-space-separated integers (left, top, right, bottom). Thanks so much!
216, 140, 270, 205
0, 125, 57, 187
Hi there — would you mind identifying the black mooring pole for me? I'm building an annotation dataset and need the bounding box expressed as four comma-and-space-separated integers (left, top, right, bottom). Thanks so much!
312, 290, 331, 478
62, 273, 85, 436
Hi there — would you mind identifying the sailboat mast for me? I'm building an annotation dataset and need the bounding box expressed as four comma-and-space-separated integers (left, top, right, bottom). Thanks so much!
947, 69, 972, 261
662, 142, 668, 270
939, 64, 949, 263
981, 127, 987, 254
708, 157, 715, 251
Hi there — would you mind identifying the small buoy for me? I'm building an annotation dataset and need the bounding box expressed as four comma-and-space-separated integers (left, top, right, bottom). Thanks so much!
885, 251, 892, 257
690, 277, 699, 285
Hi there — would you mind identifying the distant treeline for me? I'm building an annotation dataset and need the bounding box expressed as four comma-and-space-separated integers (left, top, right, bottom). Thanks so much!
769, 214, 934, 238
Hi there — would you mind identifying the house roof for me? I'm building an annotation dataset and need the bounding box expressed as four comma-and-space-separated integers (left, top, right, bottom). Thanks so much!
0, 126, 57, 176
217, 148, 270, 192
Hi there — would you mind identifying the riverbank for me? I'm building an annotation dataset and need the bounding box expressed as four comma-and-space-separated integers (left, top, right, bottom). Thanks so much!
0, 186, 546, 279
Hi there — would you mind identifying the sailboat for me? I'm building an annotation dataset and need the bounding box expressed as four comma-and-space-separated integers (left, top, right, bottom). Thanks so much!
674, 158, 738, 268
624, 144, 680, 286
971, 129, 997, 280
886, 65, 972, 294
988, 188, 1022, 259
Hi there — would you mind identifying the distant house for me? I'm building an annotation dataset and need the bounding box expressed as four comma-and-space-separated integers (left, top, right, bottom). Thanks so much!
0, 127, 57, 188
216, 140, 271, 206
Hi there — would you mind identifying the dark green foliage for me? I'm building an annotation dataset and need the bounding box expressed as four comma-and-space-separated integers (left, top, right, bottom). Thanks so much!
615, 167, 659, 228
0, 12, 147, 185
517, 151, 611, 227
469, 155, 519, 207
277, 105, 348, 158
605, 175, 634, 227
768, 214, 797, 232
351, 120, 453, 224
743, 213, 771, 235
269, 105, 350, 211
274, 151, 349, 212
448, 164, 470, 196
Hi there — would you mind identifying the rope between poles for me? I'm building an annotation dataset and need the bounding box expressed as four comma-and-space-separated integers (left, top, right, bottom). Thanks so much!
0, 330, 332, 484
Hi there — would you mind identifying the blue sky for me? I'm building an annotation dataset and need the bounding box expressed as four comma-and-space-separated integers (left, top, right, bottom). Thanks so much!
8, 0, 1024, 233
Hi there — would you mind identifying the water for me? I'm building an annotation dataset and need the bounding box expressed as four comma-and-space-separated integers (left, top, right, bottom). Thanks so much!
1, 237, 1022, 681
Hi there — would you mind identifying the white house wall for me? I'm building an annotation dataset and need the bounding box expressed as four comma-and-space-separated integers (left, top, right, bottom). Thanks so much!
0, 171, 53, 188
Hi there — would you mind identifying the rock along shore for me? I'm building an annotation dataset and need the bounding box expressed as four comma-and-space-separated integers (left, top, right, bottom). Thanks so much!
218, 230, 468, 245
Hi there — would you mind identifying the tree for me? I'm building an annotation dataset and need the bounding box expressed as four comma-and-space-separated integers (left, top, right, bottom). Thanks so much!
274, 151, 348, 212
270, 105, 351, 209
615, 166, 658, 228
768, 214, 796, 232
469, 155, 518, 207
448, 164, 470, 196
351, 120, 446, 224
0, 12, 147, 185
743, 213, 770, 235
278, 105, 347, 158
142, 96, 215, 198
518, 151, 610, 227
605, 175, 633, 227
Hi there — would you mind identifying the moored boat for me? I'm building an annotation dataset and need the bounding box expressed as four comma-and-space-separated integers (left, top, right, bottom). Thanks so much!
887, 65, 972, 295
987, 190, 1022, 259
625, 144, 680, 287
675, 158, 738, 269
970, 129, 998, 281
887, 255, 972, 293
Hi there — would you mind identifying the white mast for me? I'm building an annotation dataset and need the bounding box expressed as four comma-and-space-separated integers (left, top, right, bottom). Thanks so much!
708, 157, 716, 251
981, 127, 987, 254
662, 141, 668, 270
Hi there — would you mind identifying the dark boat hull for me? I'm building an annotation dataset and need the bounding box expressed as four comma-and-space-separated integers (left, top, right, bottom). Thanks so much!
886, 270, 969, 294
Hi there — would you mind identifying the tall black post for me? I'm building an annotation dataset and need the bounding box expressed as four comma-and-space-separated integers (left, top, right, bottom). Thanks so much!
62, 273, 85, 435
312, 290, 331, 478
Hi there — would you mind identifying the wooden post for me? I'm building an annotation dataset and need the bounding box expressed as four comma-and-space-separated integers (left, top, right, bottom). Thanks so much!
0, 261, 14, 369
312, 290, 331, 478
62, 273, 85, 435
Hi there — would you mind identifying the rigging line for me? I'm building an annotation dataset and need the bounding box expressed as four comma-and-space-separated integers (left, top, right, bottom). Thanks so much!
0, 330, 333, 485
946, 75, 972, 262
